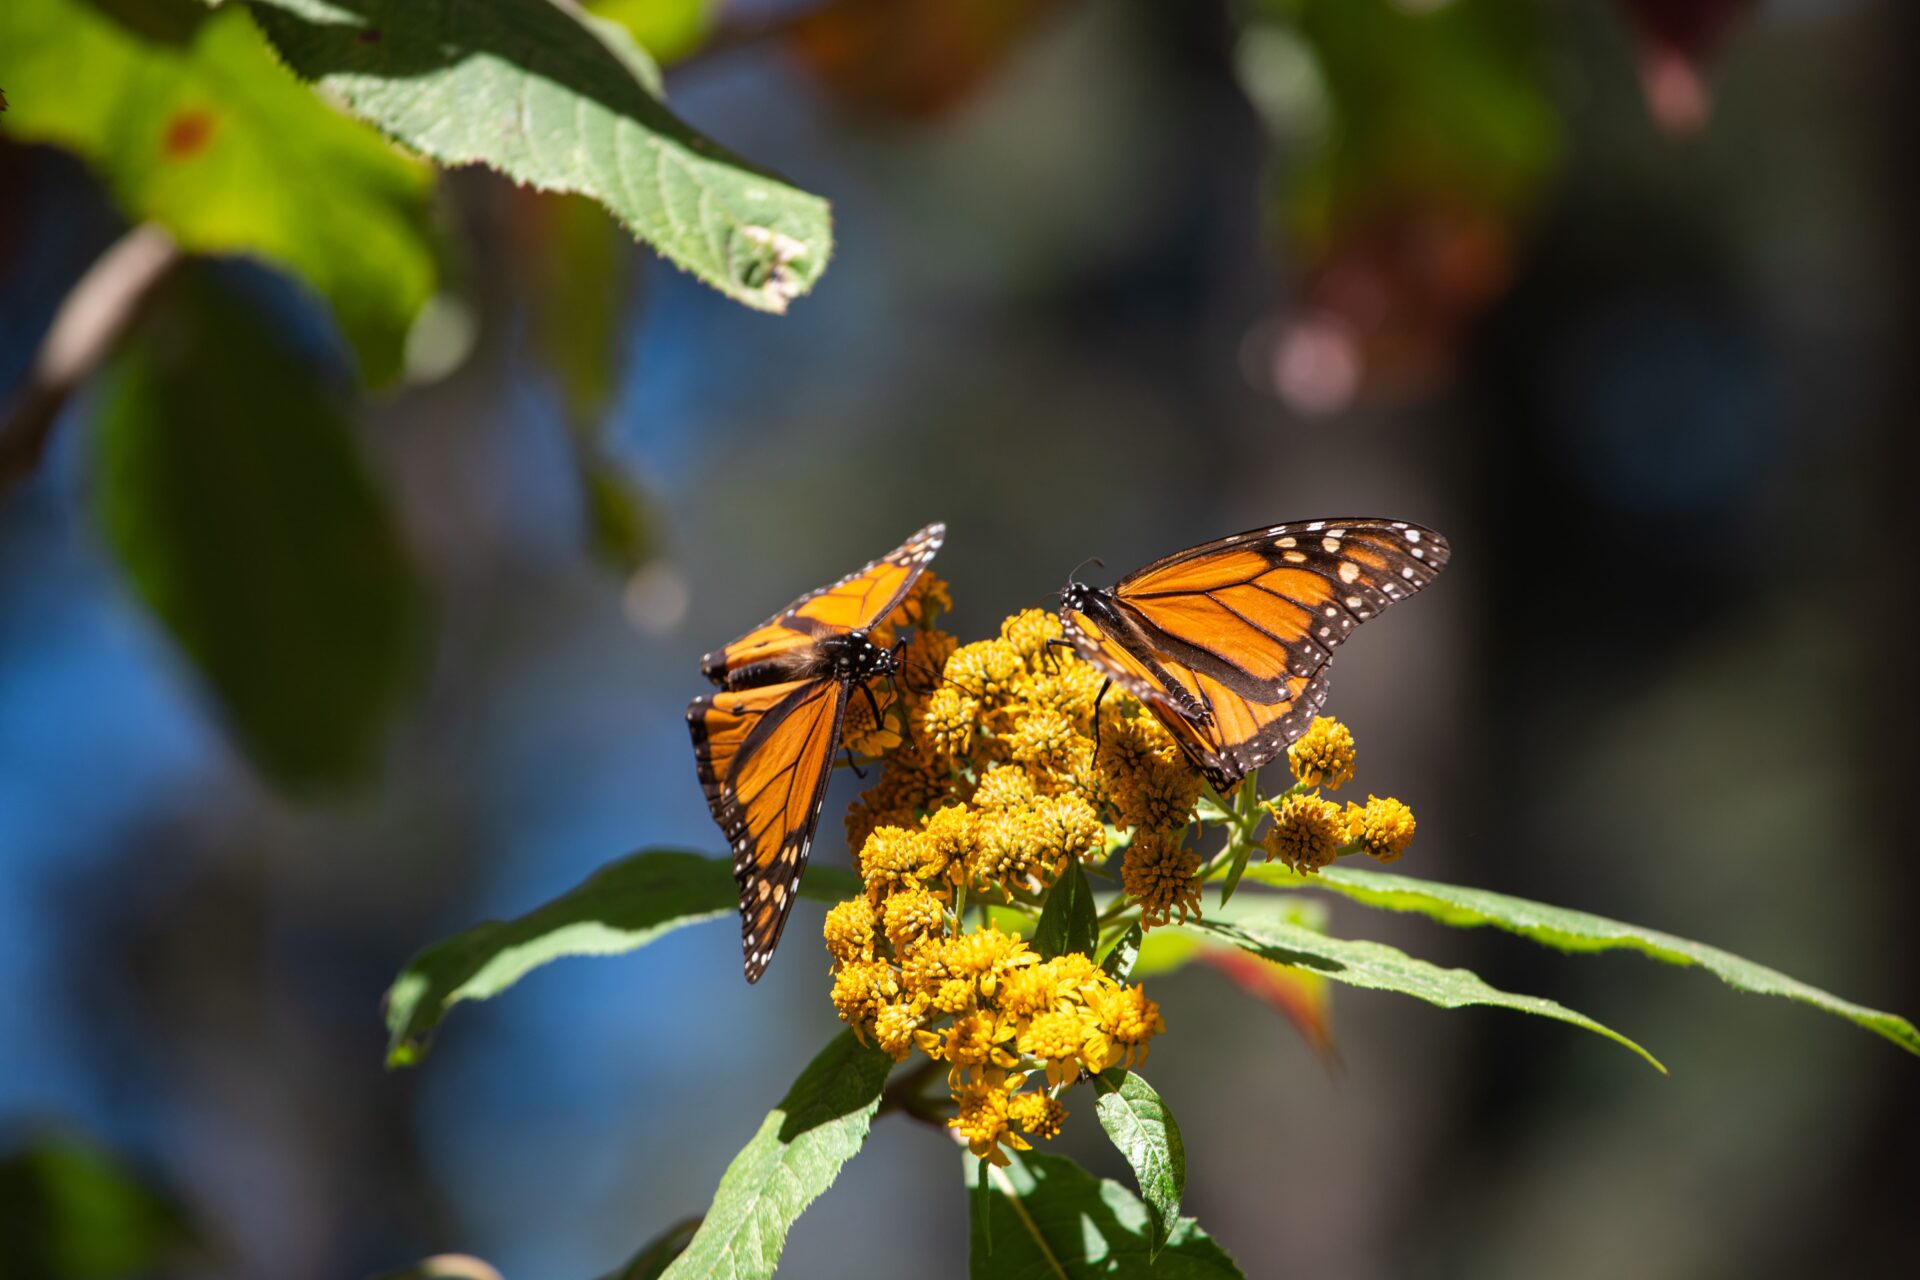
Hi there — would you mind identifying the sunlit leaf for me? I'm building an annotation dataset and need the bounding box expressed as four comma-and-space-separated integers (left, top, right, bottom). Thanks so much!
383, 850, 860, 1066
242, 0, 833, 313
1094, 1071, 1186, 1255
966, 1149, 1243, 1279
1245, 863, 1920, 1057
662, 1032, 892, 1280
587, 0, 715, 66
1197, 914, 1665, 1070
94, 264, 423, 790
0, 0, 435, 383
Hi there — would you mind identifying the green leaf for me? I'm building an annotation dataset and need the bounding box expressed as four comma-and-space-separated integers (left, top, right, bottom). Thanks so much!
383, 850, 857, 1066
1196, 915, 1665, 1071
1098, 923, 1144, 983
1095, 1071, 1186, 1255
662, 1032, 892, 1280
587, 0, 716, 65
973, 1155, 992, 1258
0, 0, 436, 383
603, 1217, 700, 1280
241, 0, 833, 313
0, 1138, 194, 1279
519, 191, 633, 427
1244, 863, 1920, 1057
94, 265, 422, 790
1246, 0, 1556, 246
1033, 860, 1098, 960
1217, 835, 1256, 907
967, 1149, 1244, 1279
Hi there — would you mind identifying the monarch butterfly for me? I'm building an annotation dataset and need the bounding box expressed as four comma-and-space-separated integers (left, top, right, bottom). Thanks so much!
688, 522, 946, 982
1058, 518, 1448, 795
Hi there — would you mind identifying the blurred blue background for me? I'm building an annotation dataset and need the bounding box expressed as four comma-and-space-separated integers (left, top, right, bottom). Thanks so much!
3, 0, 1916, 1276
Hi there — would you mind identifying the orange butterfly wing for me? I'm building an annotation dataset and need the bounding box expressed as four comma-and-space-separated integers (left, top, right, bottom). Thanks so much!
690, 521, 946, 982
687, 677, 850, 982
1062, 519, 1446, 793
701, 523, 946, 688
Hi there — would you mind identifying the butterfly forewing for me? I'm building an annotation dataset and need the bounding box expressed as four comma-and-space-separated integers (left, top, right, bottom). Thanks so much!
701, 522, 946, 688
1061, 518, 1445, 794
1111, 519, 1448, 703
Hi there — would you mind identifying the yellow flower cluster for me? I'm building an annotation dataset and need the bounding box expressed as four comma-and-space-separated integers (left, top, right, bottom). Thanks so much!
822, 588, 1418, 1161
1264, 717, 1419, 874
825, 601, 1176, 1164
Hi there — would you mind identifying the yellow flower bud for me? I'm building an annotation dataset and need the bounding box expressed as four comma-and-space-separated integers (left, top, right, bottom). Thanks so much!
1288, 717, 1356, 790
1346, 794, 1416, 863
1263, 792, 1347, 874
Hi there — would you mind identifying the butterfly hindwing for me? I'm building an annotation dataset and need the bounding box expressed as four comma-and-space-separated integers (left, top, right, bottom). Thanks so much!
687, 677, 851, 983
1061, 518, 1445, 794
701, 522, 946, 688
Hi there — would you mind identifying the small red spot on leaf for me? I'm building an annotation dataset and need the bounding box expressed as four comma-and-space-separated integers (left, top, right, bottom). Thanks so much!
358, 27, 382, 44
162, 110, 217, 161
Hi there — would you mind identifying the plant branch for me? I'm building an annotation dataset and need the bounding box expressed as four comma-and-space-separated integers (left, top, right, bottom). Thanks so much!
0, 223, 182, 504
877, 1056, 947, 1129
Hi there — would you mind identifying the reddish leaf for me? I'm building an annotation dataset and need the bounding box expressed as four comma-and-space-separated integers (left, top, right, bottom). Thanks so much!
1614, 0, 1756, 134
1200, 944, 1340, 1069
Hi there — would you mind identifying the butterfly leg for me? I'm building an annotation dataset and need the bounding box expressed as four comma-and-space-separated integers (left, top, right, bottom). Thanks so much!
1090, 676, 1111, 766
884, 638, 919, 750
844, 747, 869, 779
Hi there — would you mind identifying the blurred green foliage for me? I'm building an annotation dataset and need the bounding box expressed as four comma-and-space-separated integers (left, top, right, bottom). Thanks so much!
588, 0, 716, 66
93, 265, 423, 788
0, 0, 436, 383
1251, 0, 1557, 248
0, 1138, 193, 1280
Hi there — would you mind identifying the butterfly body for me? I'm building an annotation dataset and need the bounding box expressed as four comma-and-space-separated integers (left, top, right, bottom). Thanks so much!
703, 628, 898, 693
1059, 518, 1448, 795
688, 522, 944, 982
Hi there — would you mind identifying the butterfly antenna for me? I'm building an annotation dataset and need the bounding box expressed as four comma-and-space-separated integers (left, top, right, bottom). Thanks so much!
1067, 554, 1105, 584
901, 659, 983, 701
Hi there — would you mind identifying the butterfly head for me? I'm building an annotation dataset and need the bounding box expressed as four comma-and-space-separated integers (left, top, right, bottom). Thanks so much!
1058, 573, 1104, 619
829, 629, 899, 683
